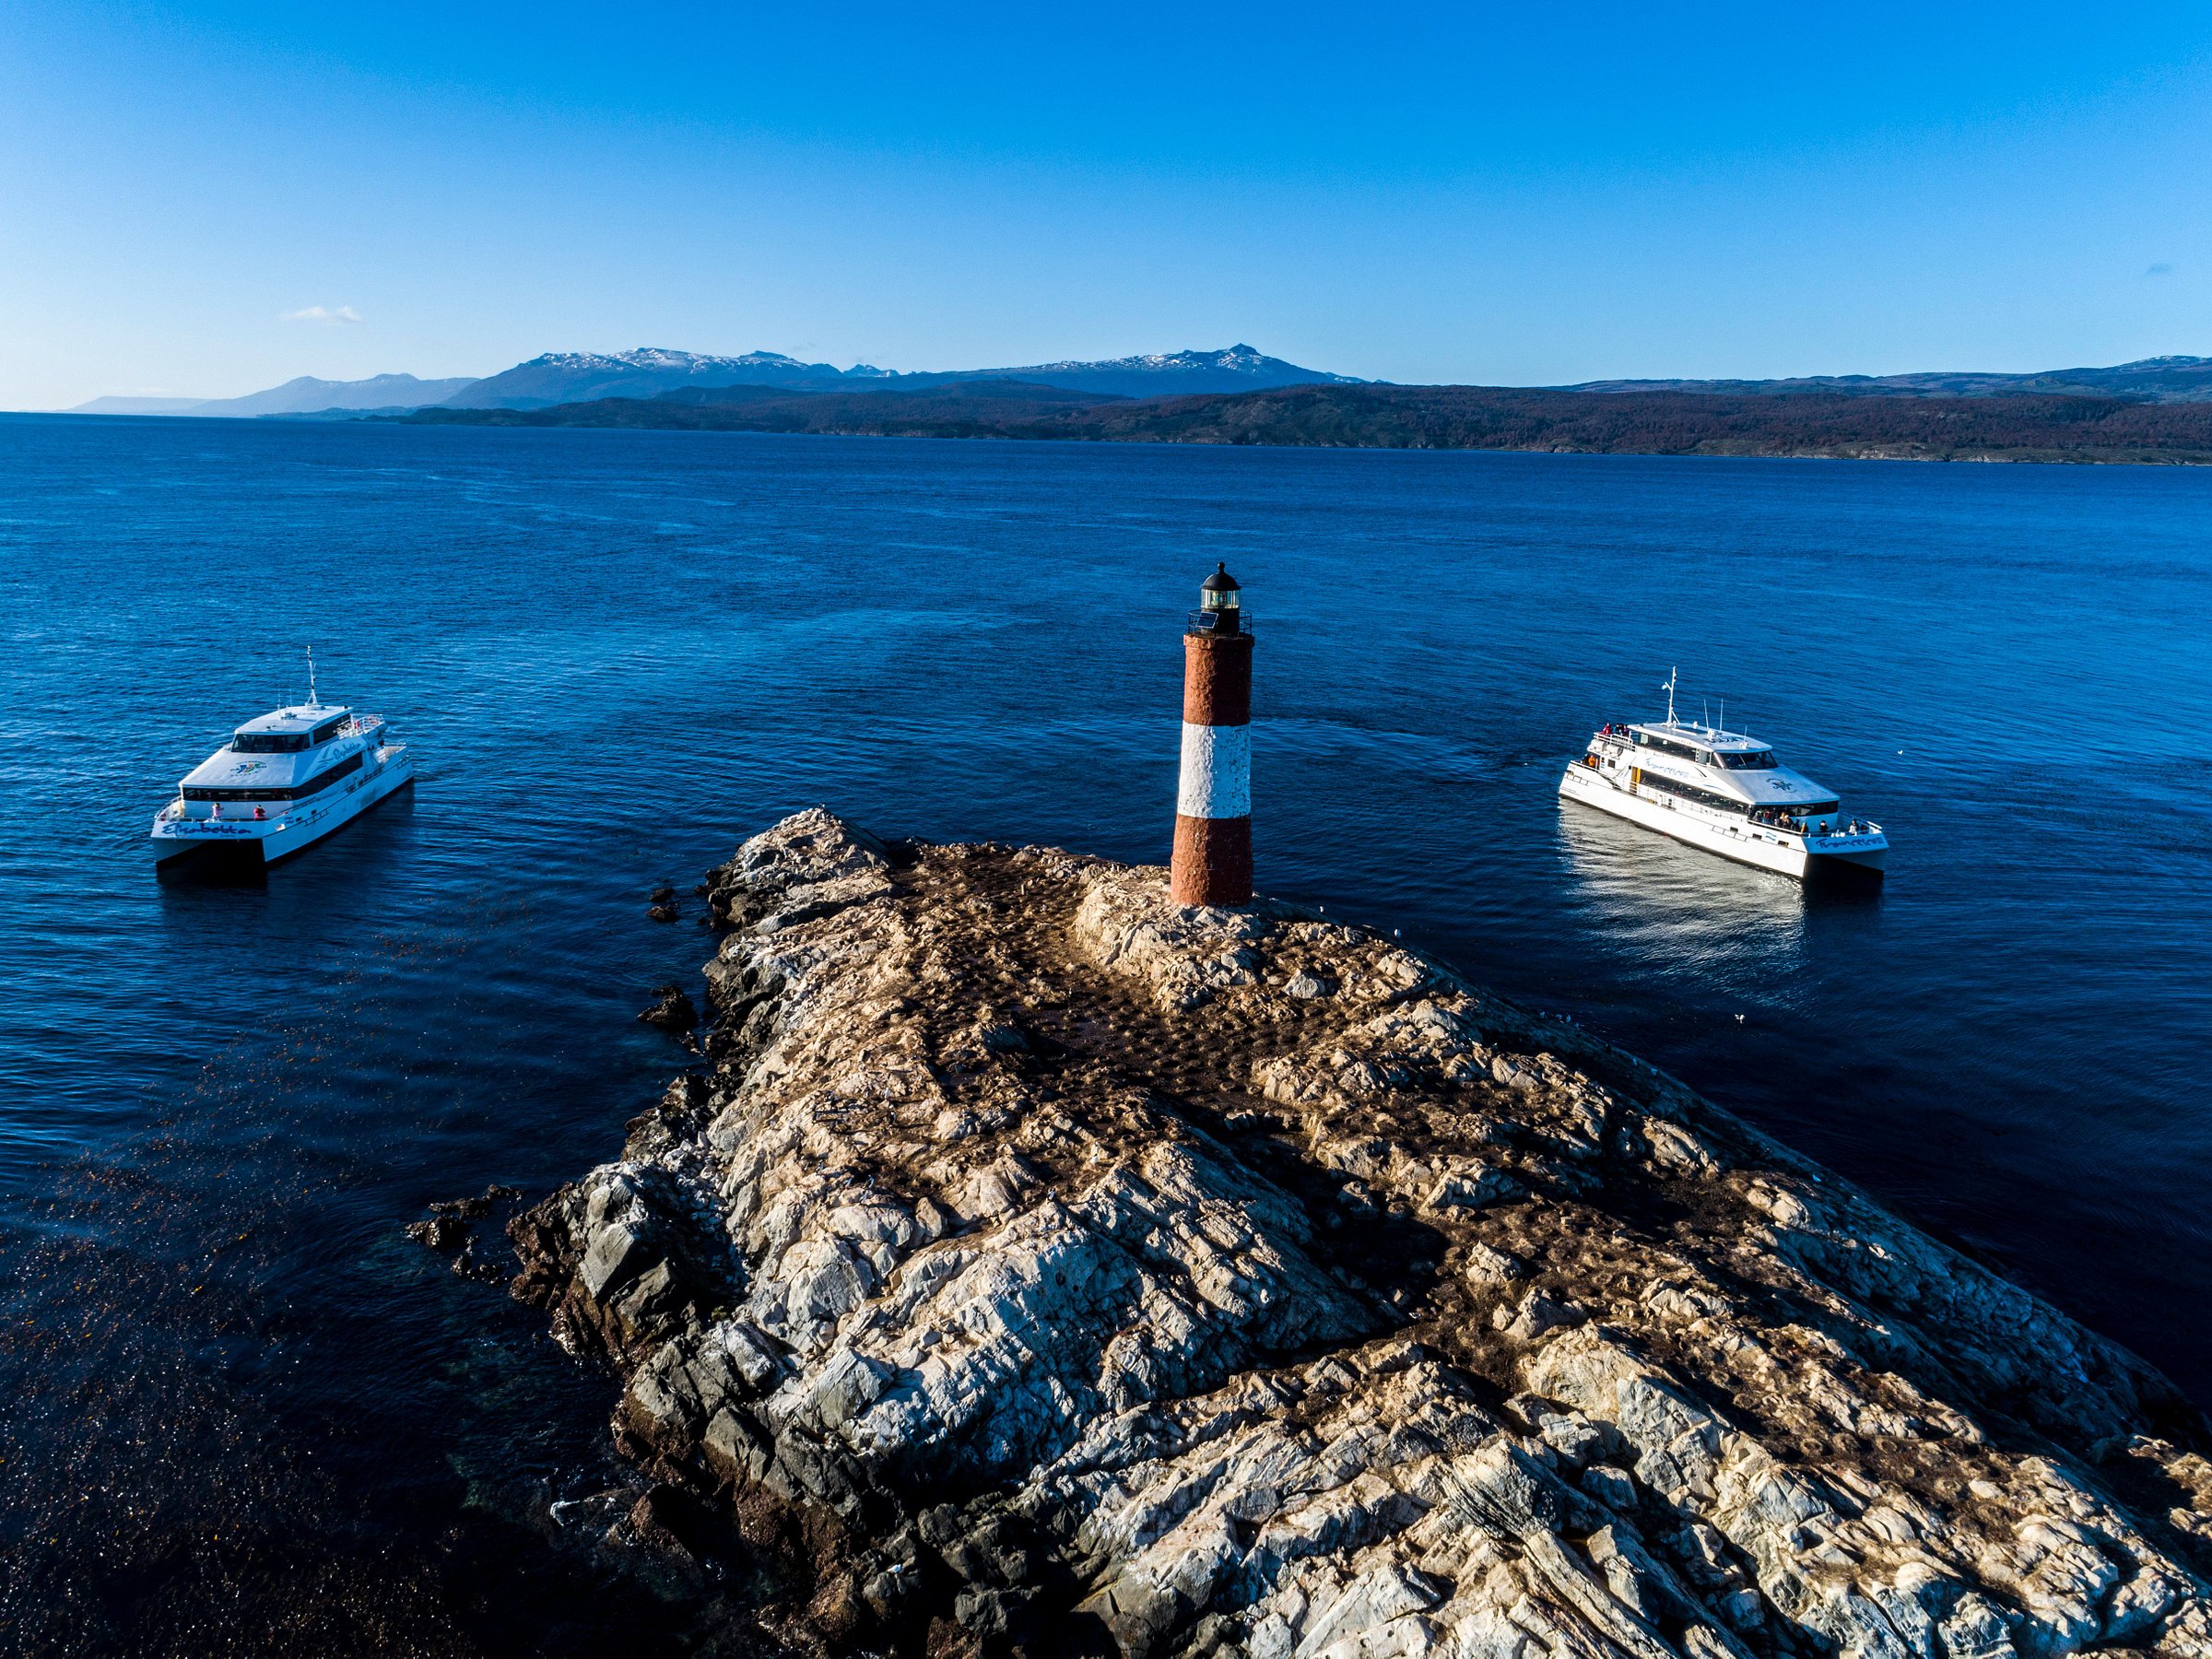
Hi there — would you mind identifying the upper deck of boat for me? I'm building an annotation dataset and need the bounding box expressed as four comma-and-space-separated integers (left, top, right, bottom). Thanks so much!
1606, 718, 1771, 756
235, 703, 352, 736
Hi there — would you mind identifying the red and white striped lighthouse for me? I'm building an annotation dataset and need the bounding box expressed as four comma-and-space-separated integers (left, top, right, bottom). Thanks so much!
1171, 562, 1253, 907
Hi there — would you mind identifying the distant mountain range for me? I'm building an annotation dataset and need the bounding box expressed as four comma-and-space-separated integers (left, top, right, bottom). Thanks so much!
58, 348, 2212, 424
61, 345, 1363, 418
925, 345, 1371, 399
68, 394, 218, 416
441, 343, 1365, 409
437, 348, 866, 409
70, 373, 482, 418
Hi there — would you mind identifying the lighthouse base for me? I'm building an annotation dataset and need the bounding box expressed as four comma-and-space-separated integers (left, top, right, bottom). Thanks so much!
1171, 814, 1253, 907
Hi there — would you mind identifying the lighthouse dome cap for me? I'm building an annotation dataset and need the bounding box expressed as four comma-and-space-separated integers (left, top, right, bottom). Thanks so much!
1200, 562, 1241, 594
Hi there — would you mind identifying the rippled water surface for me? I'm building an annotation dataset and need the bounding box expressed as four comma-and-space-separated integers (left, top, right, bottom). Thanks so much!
2, 415, 2208, 1650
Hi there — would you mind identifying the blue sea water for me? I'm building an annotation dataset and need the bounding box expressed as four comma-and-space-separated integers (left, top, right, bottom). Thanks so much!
1, 414, 2207, 1648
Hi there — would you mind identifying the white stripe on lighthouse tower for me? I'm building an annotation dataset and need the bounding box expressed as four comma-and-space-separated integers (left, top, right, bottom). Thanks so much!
1176, 722, 1251, 820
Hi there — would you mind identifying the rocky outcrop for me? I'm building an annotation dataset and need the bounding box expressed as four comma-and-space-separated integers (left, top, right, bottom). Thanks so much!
639, 983, 700, 1031
508, 809, 2212, 1659
406, 1182, 523, 1282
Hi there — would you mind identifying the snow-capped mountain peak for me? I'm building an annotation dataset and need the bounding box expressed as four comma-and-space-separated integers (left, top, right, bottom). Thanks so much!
433, 343, 1364, 410
945, 344, 1365, 397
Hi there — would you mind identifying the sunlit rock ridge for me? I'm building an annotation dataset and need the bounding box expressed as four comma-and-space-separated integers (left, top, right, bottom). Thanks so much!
507, 810, 2212, 1659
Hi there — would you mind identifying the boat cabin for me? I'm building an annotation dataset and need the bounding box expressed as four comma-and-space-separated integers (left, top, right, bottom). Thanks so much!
1623, 722, 1776, 770
1586, 719, 1849, 834
231, 706, 352, 754
171, 704, 381, 813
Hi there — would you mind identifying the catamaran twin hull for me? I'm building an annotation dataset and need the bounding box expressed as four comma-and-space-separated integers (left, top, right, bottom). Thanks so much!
151, 759, 412, 864
1558, 708, 1888, 881
151, 700, 415, 866
1560, 763, 1884, 877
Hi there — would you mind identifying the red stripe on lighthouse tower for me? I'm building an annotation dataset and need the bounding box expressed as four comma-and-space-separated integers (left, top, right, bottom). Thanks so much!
1171, 563, 1253, 907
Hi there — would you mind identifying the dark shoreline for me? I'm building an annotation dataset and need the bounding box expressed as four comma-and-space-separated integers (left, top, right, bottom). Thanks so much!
382, 381, 2212, 465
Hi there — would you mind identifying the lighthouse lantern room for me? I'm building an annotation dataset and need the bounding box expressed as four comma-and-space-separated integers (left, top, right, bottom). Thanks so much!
1195, 562, 1242, 631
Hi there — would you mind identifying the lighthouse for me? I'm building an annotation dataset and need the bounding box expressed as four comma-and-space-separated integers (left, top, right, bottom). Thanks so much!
1171, 563, 1253, 907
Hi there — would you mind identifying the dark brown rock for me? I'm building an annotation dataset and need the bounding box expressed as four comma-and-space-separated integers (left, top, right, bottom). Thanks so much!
405, 1215, 468, 1252
637, 985, 697, 1030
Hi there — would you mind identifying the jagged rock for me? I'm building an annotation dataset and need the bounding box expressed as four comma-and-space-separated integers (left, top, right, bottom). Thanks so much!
409, 1184, 528, 1274
1461, 1242, 1524, 1291
1496, 1289, 1586, 1344
428, 1182, 524, 1221
1581, 1463, 1639, 1512
501, 811, 2212, 1659
406, 1215, 468, 1252
638, 984, 698, 1031
450, 1243, 507, 1284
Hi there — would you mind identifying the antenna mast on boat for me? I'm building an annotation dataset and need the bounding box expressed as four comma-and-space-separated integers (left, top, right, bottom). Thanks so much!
307, 644, 318, 709
1663, 666, 1678, 726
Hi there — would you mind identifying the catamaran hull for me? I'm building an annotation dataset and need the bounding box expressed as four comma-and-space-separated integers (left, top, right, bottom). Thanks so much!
151, 749, 414, 865
1559, 763, 1886, 879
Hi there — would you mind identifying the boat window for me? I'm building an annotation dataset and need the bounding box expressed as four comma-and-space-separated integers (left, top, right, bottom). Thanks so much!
1718, 750, 1778, 770
184, 752, 363, 803
232, 733, 309, 753
184, 786, 291, 802
1634, 732, 1707, 761
311, 720, 346, 745
1637, 770, 1748, 815
1748, 800, 1840, 828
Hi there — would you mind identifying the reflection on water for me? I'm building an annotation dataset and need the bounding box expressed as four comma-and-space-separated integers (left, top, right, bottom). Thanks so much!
1554, 795, 1880, 1014
154, 848, 271, 889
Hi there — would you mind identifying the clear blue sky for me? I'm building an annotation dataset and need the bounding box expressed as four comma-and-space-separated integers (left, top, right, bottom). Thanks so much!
7, 2, 2212, 406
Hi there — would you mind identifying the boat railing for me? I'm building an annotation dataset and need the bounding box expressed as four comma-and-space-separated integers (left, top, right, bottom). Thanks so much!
163, 804, 280, 822
1184, 610, 1253, 635
1760, 818, 1882, 840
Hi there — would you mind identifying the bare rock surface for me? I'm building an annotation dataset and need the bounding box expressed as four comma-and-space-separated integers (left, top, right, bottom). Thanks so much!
508, 809, 2212, 1659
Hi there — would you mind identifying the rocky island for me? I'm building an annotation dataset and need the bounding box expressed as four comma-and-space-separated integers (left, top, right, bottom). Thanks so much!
501, 810, 2212, 1658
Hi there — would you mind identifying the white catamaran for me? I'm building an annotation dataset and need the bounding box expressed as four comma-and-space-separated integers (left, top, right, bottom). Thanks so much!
150, 653, 414, 865
1559, 672, 1887, 878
